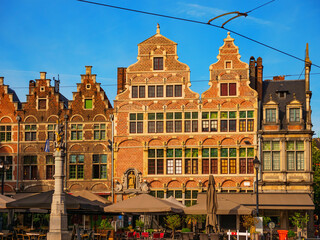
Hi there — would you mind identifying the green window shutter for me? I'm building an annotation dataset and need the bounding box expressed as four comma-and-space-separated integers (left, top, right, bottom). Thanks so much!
85, 99, 93, 109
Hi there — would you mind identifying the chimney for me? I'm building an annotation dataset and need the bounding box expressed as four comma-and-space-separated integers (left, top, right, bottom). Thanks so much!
40, 72, 46, 79
249, 56, 256, 90
273, 76, 285, 81
256, 57, 263, 100
117, 67, 127, 94
54, 77, 60, 93
0, 77, 3, 85
85, 66, 92, 75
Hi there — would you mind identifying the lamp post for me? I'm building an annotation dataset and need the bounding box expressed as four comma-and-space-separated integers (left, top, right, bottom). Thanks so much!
253, 156, 260, 217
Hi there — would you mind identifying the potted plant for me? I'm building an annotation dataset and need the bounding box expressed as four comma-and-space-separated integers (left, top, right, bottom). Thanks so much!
289, 212, 309, 238
97, 218, 114, 238
136, 220, 144, 232
241, 215, 258, 240
287, 230, 296, 240
165, 215, 182, 240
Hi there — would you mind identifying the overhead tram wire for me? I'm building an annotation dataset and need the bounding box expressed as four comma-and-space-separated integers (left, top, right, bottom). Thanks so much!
245, 0, 275, 14
76, 0, 320, 69
10, 72, 320, 90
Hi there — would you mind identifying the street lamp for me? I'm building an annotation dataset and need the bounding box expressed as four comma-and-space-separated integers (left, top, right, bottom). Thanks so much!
253, 156, 261, 217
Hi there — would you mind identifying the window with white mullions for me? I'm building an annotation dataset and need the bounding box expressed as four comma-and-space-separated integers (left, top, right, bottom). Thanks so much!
166, 149, 182, 174
153, 57, 163, 70
239, 111, 254, 132
0, 125, 11, 142
185, 190, 198, 206
287, 141, 304, 171
239, 148, 254, 174
202, 112, 218, 132
289, 108, 300, 122
266, 108, 276, 123
94, 123, 106, 140
47, 124, 56, 141
263, 141, 280, 171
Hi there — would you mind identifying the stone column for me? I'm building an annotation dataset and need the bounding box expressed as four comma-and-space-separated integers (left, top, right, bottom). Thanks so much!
47, 123, 70, 240
47, 149, 70, 240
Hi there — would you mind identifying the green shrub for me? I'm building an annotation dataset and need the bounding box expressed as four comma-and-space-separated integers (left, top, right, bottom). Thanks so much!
288, 230, 296, 238
146, 229, 154, 233
181, 228, 191, 233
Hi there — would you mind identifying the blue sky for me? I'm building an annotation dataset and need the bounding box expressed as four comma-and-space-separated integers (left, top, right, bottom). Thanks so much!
1, 0, 320, 134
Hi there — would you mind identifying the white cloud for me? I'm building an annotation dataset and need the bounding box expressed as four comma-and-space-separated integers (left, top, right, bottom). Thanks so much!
177, 2, 273, 26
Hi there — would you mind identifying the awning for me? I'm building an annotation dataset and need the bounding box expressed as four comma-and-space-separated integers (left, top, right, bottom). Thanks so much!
184, 192, 314, 215
184, 193, 253, 215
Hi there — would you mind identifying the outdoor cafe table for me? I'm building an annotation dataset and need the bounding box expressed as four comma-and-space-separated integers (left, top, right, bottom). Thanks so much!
26, 232, 40, 239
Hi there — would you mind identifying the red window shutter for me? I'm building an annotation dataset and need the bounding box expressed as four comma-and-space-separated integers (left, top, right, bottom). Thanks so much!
229, 83, 236, 96
221, 83, 228, 96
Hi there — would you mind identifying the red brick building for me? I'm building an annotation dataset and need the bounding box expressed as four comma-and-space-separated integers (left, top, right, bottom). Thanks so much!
113, 26, 258, 205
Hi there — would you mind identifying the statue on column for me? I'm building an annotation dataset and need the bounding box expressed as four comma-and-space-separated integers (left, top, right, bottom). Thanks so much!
54, 122, 65, 152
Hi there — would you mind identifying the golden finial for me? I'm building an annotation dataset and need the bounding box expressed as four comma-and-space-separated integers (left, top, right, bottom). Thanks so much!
269, 94, 273, 101
293, 93, 296, 99
156, 23, 160, 34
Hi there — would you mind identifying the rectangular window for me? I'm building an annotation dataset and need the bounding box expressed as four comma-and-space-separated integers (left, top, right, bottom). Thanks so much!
202, 112, 217, 132
166, 148, 182, 175
25, 125, 37, 141
69, 155, 84, 179
289, 108, 300, 122
287, 140, 304, 171
185, 190, 198, 206
84, 99, 93, 109
148, 86, 155, 98
139, 86, 145, 98
221, 83, 236, 96
220, 111, 236, 132
202, 148, 218, 174
148, 149, 164, 175
23, 155, 37, 180
38, 99, 47, 110
174, 85, 182, 97
239, 111, 254, 132
266, 109, 276, 122
156, 85, 163, 97
154, 57, 163, 70
132, 86, 138, 98
263, 141, 280, 171
47, 124, 56, 141
166, 85, 173, 97
239, 148, 254, 174
46, 155, 55, 180
92, 154, 107, 179
94, 124, 106, 140
220, 148, 237, 174
129, 113, 143, 134
71, 124, 83, 140
166, 112, 182, 133
185, 148, 198, 174
148, 113, 163, 133
0, 126, 12, 142
0, 156, 13, 180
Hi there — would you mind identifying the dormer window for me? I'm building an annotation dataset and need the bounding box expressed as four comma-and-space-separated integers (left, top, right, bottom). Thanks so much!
38, 99, 47, 110
153, 57, 163, 70
220, 83, 236, 96
266, 108, 276, 123
289, 108, 300, 122
225, 61, 232, 69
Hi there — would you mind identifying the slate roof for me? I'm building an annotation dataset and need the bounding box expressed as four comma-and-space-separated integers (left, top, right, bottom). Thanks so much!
8, 87, 21, 109
262, 79, 306, 129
